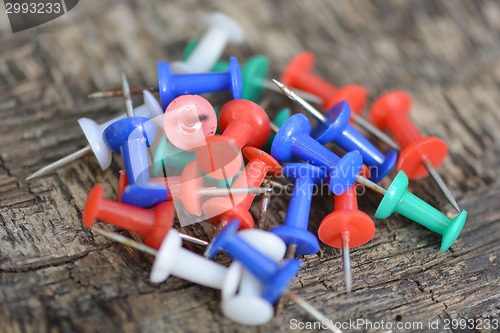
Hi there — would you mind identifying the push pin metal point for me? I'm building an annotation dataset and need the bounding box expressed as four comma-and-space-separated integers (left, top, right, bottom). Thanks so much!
272, 79, 397, 183
370, 91, 460, 212
25, 91, 163, 181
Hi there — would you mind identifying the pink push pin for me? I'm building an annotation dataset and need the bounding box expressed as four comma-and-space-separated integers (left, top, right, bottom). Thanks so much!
163, 95, 218, 151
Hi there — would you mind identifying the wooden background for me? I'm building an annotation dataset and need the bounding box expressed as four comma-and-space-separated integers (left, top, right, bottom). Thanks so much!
0, 0, 499, 332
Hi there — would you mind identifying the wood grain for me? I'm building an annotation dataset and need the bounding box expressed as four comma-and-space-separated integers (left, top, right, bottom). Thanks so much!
0, 0, 498, 332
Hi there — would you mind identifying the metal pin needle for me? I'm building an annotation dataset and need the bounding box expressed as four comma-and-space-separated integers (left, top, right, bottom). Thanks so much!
422, 158, 460, 212
341, 231, 352, 293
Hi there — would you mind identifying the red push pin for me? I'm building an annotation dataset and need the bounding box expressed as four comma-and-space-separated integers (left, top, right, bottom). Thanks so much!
370, 91, 460, 212
280, 52, 399, 150
281, 51, 366, 113
87, 184, 209, 247
202, 147, 282, 230
195, 99, 271, 179
84, 184, 174, 249
318, 167, 375, 293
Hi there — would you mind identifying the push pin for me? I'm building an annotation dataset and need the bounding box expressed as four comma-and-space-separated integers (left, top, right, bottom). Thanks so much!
273, 80, 397, 183
318, 169, 376, 293
93, 227, 339, 331
375, 171, 467, 252
205, 219, 301, 304
281, 52, 399, 150
271, 163, 327, 258
221, 228, 286, 325
163, 94, 218, 151
195, 99, 271, 179
102, 74, 167, 208
370, 91, 460, 212
85, 184, 173, 249
25, 91, 163, 181
88, 57, 242, 110
271, 113, 363, 195
172, 12, 245, 73
202, 147, 282, 230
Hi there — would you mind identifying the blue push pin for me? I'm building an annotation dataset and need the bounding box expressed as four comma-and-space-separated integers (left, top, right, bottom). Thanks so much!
157, 56, 242, 109
273, 79, 397, 183
311, 100, 398, 183
271, 163, 327, 257
271, 113, 363, 195
205, 219, 301, 304
103, 74, 168, 208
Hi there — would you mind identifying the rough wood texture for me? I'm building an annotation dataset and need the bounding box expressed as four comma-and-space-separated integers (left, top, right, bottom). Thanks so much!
1, 1, 499, 332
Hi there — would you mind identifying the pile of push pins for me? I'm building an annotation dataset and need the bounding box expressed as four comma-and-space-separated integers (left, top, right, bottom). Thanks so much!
27, 12, 468, 329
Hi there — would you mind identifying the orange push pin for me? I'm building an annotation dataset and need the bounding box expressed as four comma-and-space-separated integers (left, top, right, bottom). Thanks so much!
202, 147, 282, 230
370, 91, 460, 212
318, 167, 375, 293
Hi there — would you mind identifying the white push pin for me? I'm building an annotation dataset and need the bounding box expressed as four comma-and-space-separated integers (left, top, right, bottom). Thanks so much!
150, 229, 241, 290
26, 91, 163, 181
93, 228, 341, 331
172, 12, 245, 74
221, 229, 286, 326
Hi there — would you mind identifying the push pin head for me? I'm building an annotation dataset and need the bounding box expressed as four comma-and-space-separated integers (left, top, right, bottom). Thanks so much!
195, 99, 271, 179
241, 56, 269, 102
163, 95, 217, 151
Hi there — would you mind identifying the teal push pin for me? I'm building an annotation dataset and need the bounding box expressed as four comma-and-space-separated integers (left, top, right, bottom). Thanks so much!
152, 135, 196, 176
374, 171, 467, 252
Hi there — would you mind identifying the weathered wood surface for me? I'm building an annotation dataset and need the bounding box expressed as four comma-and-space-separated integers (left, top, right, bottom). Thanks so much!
0, 0, 499, 332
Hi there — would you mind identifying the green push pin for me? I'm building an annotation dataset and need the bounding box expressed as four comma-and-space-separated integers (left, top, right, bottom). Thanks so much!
375, 171, 467, 252
263, 108, 291, 151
